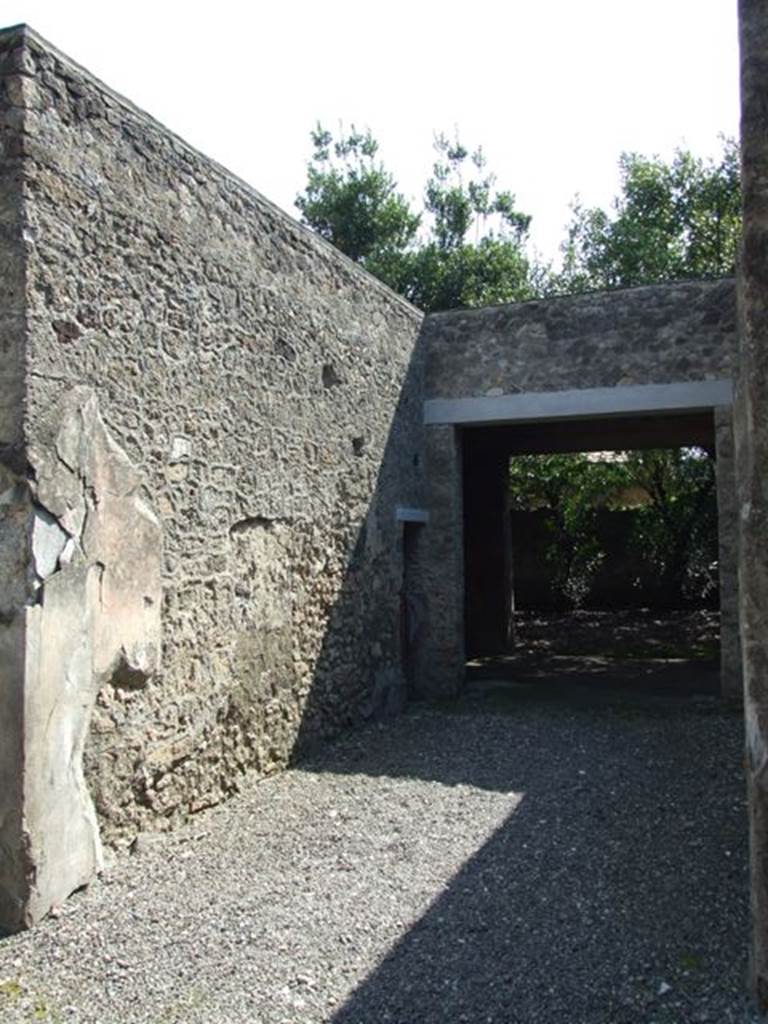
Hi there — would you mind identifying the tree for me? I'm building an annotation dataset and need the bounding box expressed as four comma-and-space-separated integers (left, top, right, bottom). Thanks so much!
296, 128, 540, 311
624, 447, 717, 604
297, 125, 729, 613
508, 448, 717, 609
294, 125, 420, 270
508, 452, 629, 607
558, 138, 741, 292
400, 135, 539, 310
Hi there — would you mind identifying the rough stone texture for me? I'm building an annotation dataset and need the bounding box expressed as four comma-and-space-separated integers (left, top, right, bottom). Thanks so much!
0, 20, 426, 892
420, 282, 740, 699
715, 406, 743, 701
0, 18, 753, 953
0, 466, 31, 932
737, 0, 768, 1008
419, 425, 464, 696
422, 279, 737, 400
0, 29, 27, 456
0, 25, 32, 937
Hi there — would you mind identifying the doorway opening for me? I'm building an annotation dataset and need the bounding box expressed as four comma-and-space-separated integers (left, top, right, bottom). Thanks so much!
462, 410, 732, 702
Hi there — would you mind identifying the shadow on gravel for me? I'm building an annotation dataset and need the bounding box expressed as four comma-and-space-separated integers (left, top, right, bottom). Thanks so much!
302, 672, 751, 1024
466, 651, 722, 702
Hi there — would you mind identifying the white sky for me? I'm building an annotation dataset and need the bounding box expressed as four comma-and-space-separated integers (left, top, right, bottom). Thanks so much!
4, 0, 739, 264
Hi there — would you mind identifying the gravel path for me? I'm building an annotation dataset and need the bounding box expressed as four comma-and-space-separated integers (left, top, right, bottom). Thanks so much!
0, 687, 758, 1023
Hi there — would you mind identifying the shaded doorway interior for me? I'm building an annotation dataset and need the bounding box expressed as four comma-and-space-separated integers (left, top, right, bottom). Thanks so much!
462, 410, 727, 702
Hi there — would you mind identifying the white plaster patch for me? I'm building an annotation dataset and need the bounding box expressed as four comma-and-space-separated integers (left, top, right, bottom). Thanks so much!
31, 508, 69, 582
169, 436, 191, 463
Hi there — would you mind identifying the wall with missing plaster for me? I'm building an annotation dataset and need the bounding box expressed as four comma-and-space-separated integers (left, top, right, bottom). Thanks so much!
0, 23, 425, 865
0, 386, 163, 929
422, 280, 737, 400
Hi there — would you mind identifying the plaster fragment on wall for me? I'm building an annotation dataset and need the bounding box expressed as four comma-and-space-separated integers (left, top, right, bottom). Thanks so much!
11, 387, 163, 929
169, 437, 191, 463
30, 507, 70, 584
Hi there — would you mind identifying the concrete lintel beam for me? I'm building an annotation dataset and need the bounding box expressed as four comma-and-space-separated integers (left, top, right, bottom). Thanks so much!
424, 380, 734, 427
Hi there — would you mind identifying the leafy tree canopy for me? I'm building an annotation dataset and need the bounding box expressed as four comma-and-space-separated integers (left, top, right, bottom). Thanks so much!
508, 448, 717, 608
297, 129, 739, 309
557, 138, 740, 292
294, 125, 420, 265
296, 127, 539, 312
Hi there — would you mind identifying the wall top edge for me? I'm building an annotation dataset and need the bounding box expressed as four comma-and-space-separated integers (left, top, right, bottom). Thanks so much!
0, 23, 424, 322
0, 23, 28, 38
422, 276, 736, 324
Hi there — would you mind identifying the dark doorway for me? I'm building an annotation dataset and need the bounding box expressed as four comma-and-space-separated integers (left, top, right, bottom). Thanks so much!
462, 410, 724, 699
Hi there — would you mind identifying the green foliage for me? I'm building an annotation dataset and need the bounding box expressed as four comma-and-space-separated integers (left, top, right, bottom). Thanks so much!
297, 128, 740, 309
509, 453, 628, 606
624, 448, 717, 603
294, 125, 420, 265
558, 138, 741, 292
296, 128, 539, 311
400, 136, 537, 310
508, 449, 717, 608
296, 124, 730, 611
423, 135, 531, 251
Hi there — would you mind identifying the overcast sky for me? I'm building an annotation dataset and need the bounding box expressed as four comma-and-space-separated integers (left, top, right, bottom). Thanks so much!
5, 0, 740, 262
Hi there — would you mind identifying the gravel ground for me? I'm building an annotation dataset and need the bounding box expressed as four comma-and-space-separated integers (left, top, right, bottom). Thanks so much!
0, 685, 758, 1024
509, 610, 720, 660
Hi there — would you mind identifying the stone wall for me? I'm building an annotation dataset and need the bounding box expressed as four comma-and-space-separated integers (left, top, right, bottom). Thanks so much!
0, 19, 425, 920
422, 279, 737, 399
419, 281, 739, 696
0, 27, 34, 934
737, 0, 768, 1007
0, 31, 26, 455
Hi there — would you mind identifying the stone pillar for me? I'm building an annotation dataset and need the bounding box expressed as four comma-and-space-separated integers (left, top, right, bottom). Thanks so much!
419, 424, 465, 696
463, 437, 512, 656
0, 477, 33, 931
737, 0, 768, 1007
714, 406, 743, 700
0, 26, 33, 932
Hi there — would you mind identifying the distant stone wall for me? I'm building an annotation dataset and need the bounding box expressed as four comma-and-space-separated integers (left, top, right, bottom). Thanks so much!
419, 281, 739, 695
6, 25, 425, 852
422, 280, 737, 399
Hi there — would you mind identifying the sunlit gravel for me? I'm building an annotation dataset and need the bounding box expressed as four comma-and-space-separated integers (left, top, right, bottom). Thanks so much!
0, 690, 757, 1023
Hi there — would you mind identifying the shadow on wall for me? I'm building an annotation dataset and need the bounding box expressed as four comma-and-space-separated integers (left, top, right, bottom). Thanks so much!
282, 333, 428, 764
231, 319, 430, 770
297, 703, 748, 1023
